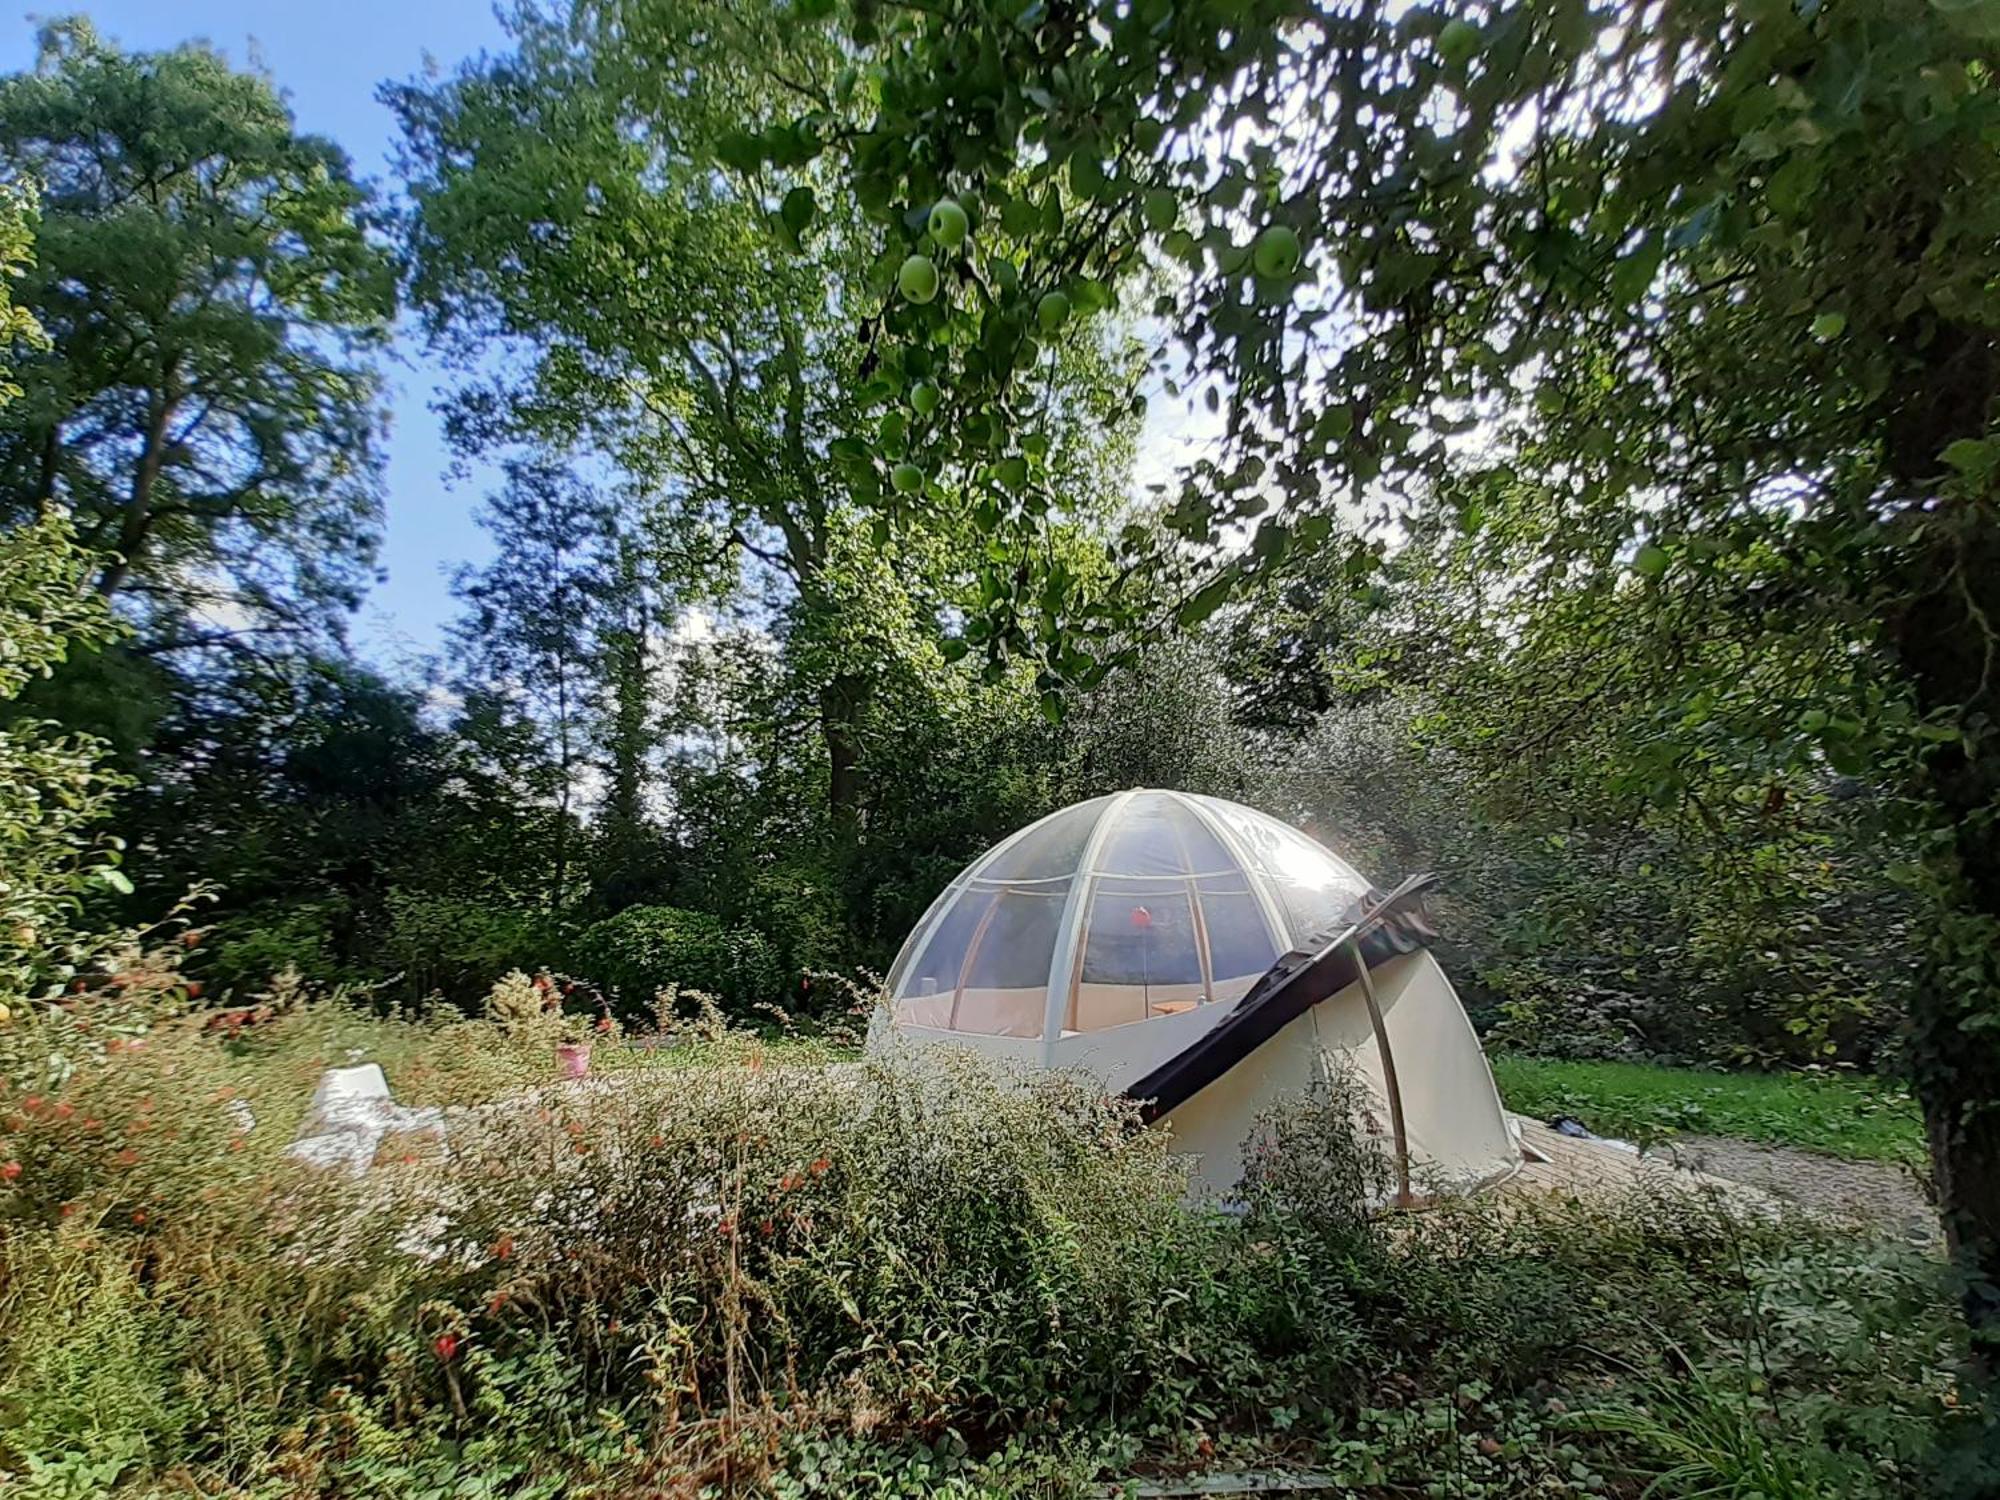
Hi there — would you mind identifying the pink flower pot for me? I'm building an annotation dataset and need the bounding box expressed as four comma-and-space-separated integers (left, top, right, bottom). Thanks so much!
557, 1042, 592, 1080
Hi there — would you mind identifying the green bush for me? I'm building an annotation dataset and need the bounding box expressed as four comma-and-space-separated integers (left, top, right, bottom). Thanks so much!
0, 1233, 193, 1490
1239, 1068, 1393, 1249
742, 860, 852, 985
0, 1003, 1980, 1498
198, 893, 564, 1007
570, 902, 782, 1015
379, 889, 561, 1006
202, 900, 342, 995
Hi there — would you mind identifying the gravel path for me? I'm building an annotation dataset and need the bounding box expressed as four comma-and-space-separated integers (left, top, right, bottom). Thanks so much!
1661, 1133, 1939, 1243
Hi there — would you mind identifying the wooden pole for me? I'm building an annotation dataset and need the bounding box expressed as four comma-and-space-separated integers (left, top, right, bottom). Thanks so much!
1348, 937, 1413, 1210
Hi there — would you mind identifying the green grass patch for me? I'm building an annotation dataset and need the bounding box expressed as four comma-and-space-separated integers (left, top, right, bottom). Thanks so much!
1489, 1054, 1926, 1166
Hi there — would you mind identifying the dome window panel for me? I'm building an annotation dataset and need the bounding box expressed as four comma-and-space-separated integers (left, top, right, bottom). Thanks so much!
1073, 885, 1207, 1031
972, 797, 1111, 882
1196, 889, 1284, 1002
1094, 790, 1236, 878
954, 887, 1072, 1037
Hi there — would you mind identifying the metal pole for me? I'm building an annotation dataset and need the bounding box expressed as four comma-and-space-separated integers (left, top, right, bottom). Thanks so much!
1348, 937, 1413, 1209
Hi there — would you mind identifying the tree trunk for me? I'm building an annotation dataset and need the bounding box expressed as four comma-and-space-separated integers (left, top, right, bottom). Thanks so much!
97, 358, 176, 598
1903, 787, 2000, 1374
820, 672, 866, 826
32, 421, 60, 519
1916, 997, 2000, 1360
1888, 514, 2000, 1368
604, 549, 651, 834
553, 653, 572, 915
606, 633, 648, 830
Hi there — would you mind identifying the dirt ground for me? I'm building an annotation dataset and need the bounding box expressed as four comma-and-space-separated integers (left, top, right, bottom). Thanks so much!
1661, 1133, 1939, 1244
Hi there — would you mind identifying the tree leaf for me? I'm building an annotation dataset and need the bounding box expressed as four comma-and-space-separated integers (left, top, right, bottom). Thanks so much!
782, 185, 816, 238
1176, 573, 1235, 627
1611, 234, 1663, 304
1941, 437, 1995, 474
715, 129, 765, 174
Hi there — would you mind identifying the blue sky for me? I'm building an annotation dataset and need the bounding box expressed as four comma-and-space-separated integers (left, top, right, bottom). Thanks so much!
1, 2, 513, 664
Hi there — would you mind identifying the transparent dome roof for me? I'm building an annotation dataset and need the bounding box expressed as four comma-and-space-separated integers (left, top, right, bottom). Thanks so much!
886, 790, 1374, 1041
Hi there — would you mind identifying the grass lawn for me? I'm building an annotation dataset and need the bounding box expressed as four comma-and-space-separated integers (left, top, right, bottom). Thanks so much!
1489, 1053, 1927, 1166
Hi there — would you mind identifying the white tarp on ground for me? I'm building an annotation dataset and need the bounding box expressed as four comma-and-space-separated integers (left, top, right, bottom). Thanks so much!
287, 1062, 444, 1174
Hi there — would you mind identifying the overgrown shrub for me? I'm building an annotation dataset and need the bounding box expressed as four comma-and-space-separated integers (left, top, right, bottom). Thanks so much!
0, 927, 201, 1096
1250, 699, 1914, 1071
380, 888, 562, 1006
201, 899, 342, 994
0, 509, 129, 1018
0, 1004, 1981, 1497
195, 892, 564, 1008
0, 1017, 1214, 1489
1238, 1067, 1393, 1247
740, 861, 852, 990
570, 903, 782, 1016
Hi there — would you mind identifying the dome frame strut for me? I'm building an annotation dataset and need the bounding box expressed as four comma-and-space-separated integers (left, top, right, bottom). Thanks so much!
1171, 790, 1294, 959
1039, 789, 1138, 1060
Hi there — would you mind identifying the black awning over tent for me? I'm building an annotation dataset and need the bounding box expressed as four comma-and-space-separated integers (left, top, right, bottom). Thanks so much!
1126, 873, 1441, 1123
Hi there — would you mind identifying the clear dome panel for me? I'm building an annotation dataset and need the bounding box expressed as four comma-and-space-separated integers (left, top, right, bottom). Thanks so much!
885, 879, 960, 996
891, 883, 987, 1003
1193, 799, 1372, 946
891, 881, 1071, 1038
1194, 875, 1285, 998
1073, 880, 1205, 1031
1259, 825, 1371, 940
972, 796, 1111, 882
1080, 884, 1205, 986
1094, 791, 1236, 878
960, 885, 1068, 994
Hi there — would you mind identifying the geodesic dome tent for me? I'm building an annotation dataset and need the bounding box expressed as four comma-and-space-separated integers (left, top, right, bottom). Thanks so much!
875, 790, 1520, 1196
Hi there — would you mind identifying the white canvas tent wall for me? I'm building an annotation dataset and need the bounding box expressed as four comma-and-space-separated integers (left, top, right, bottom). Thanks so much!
873, 789, 1519, 1196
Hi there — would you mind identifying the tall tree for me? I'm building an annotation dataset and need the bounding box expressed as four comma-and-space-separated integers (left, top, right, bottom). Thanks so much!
590, 527, 668, 909
390, 0, 1142, 827
0, 180, 131, 1015
451, 461, 619, 914
0, 18, 396, 651
129, 658, 455, 958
